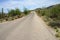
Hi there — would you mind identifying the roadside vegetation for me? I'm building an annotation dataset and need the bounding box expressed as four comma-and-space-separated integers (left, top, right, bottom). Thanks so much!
0, 8, 30, 23
35, 4, 60, 39
23, 8, 30, 15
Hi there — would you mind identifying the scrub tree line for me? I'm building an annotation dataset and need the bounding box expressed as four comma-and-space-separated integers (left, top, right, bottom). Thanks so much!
0, 8, 30, 22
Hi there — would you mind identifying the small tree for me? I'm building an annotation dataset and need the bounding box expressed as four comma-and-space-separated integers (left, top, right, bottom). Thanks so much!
23, 8, 29, 15
15, 8, 21, 15
8, 9, 15, 17
8, 8, 21, 17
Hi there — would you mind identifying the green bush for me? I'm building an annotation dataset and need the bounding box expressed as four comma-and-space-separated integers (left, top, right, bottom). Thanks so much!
11, 18, 14, 20
23, 8, 30, 15
48, 21, 56, 27
48, 21, 60, 28
8, 8, 21, 17
55, 33, 60, 37
5, 18, 8, 21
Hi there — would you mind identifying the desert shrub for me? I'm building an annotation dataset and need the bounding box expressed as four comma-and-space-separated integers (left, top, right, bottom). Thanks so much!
41, 10, 46, 16
17, 15, 21, 18
37, 10, 46, 16
48, 21, 56, 27
23, 8, 30, 15
56, 29, 59, 32
55, 32, 60, 37
11, 18, 14, 20
8, 8, 21, 17
5, 18, 8, 21
48, 21, 60, 28
55, 34, 60, 37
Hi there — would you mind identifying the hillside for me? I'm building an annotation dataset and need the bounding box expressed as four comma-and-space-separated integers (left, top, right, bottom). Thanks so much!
35, 4, 60, 39
35, 4, 60, 27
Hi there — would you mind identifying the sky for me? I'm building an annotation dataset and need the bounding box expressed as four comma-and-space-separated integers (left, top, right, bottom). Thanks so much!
0, 0, 60, 13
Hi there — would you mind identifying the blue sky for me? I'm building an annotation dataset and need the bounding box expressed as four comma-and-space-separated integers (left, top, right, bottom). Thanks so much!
0, 0, 60, 13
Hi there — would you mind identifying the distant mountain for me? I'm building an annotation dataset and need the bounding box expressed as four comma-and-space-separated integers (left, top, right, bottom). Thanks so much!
46, 4, 60, 9
35, 4, 60, 10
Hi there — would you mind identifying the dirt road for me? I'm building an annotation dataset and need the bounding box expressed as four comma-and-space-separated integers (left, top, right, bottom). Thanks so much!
0, 11, 58, 40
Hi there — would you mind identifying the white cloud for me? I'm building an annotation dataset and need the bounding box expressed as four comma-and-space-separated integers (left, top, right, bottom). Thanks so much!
0, 0, 38, 8
0, 0, 60, 12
